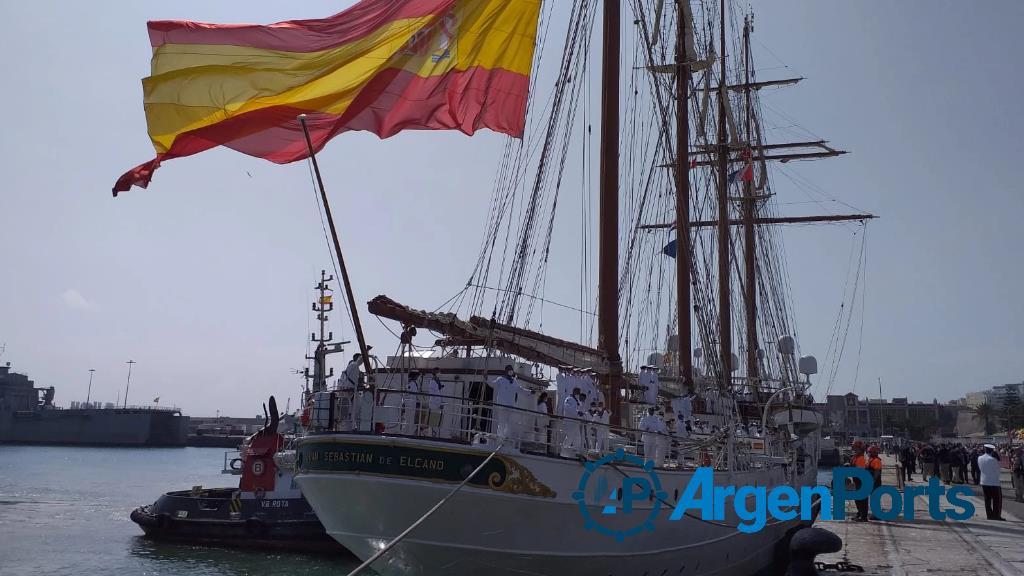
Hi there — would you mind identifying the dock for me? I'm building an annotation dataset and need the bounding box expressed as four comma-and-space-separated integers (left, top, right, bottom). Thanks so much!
816, 456, 1024, 575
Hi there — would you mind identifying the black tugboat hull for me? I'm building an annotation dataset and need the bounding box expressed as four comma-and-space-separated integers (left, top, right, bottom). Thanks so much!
130, 488, 346, 554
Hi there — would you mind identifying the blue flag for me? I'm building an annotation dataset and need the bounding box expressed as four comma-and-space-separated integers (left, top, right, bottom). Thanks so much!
663, 239, 678, 259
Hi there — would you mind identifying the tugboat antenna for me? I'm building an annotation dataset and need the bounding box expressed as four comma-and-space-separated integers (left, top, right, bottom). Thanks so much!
307, 269, 352, 393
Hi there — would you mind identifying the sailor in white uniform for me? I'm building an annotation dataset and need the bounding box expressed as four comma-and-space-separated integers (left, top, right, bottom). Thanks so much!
401, 371, 421, 435
559, 388, 584, 457
488, 365, 530, 441
586, 402, 599, 452
555, 368, 573, 410
637, 368, 649, 404
641, 366, 660, 405
422, 368, 444, 437
672, 392, 694, 430
595, 401, 611, 453
654, 411, 669, 466
532, 392, 552, 447
639, 407, 661, 464
336, 355, 361, 431
342, 353, 373, 432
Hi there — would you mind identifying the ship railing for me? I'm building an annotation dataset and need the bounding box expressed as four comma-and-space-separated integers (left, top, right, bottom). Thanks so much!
307, 389, 779, 470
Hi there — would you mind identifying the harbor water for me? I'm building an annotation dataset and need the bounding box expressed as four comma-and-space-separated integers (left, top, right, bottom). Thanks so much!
0, 444, 840, 576
0, 445, 358, 576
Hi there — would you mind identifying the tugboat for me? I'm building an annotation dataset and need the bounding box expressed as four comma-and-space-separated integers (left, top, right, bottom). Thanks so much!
131, 272, 352, 553
130, 395, 345, 553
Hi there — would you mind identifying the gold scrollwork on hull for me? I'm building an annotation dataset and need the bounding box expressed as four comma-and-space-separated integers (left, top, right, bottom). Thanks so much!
490, 457, 557, 498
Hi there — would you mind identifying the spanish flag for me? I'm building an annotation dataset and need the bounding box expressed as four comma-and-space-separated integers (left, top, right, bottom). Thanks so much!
113, 0, 542, 195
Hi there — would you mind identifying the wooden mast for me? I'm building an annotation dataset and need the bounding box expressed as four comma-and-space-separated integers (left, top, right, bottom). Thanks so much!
298, 116, 374, 380
599, 0, 624, 421
675, 0, 694, 393
715, 0, 732, 389
741, 16, 758, 390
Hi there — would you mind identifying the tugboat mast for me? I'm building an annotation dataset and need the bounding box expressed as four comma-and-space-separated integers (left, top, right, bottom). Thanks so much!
307, 270, 348, 393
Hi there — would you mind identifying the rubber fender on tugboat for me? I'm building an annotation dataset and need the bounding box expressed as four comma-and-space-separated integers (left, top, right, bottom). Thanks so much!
155, 513, 173, 530
245, 517, 267, 537
229, 458, 243, 471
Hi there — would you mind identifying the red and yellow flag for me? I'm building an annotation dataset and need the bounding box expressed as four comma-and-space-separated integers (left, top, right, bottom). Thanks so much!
113, 0, 542, 195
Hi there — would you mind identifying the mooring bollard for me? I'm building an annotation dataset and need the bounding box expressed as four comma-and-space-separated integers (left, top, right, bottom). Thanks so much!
786, 527, 843, 576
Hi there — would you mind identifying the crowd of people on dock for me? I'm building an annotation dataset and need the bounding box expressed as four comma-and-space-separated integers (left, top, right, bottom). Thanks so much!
845, 439, 1024, 523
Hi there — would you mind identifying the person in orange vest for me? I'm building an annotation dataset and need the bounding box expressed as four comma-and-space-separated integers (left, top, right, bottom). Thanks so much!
849, 442, 883, 521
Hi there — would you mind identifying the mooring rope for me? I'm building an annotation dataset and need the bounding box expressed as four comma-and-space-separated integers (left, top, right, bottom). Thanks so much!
343, 438, 507, 576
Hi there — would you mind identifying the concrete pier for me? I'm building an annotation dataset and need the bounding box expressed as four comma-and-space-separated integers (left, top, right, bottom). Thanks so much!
815, 456, 1024, 575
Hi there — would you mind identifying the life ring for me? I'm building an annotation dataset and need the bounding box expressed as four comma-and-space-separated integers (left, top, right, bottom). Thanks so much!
245, 517, 267, 536
229, 458, 243, 471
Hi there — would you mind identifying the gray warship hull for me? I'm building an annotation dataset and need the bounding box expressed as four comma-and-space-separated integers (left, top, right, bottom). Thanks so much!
0, 407, 187, 446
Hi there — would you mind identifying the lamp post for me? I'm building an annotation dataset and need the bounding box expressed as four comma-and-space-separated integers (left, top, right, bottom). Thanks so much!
124, 360, 135, 409
86, 369, 95, 407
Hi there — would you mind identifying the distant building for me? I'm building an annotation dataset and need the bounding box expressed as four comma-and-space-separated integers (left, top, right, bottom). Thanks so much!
959, 381, 1024, 410
964, 391, 992, 408
817, 393, 968, 442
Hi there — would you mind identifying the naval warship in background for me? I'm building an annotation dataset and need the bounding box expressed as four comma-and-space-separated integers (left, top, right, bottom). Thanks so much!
0, 361, 187, 446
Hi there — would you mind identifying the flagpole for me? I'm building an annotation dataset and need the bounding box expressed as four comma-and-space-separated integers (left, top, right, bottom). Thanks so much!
297, 115, 374, 380
123, 360, 135, 409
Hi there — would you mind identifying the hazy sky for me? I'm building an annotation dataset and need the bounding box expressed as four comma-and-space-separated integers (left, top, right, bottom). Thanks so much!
1, 1, 1021, 417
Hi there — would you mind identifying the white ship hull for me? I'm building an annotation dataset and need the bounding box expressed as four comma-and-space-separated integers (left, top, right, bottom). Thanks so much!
295, 434, 818, 576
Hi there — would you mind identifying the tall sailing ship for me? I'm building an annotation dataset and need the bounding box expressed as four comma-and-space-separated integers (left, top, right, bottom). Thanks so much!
111, 0, 875, 573
289, 1, 871, 575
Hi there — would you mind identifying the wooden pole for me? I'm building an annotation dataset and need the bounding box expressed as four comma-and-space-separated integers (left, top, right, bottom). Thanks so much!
639, 213, 877, 230
123, 360, 135, 409
741, 17, 758, 390
298, 115, 374, 380
675, 0, 694, 393
599, 0, 624, 422
715, 0, 732, 389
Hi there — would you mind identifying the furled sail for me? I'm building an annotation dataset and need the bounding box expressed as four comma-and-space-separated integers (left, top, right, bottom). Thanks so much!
367, 296, 609, 373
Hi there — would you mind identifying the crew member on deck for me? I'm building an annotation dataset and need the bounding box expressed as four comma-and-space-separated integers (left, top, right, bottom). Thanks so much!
655, 410, 669, 466
641, 366, 660, 405
401, 372, 421, 435
639, 407, 661, 465
335, 358, 357, 431
559, 387, 584, 457
595, 401, 610, 453
532, 392, 552, 448
421, 368, 444, 437
672, 392, 694, 430
488, 365, 531, 442
345, 353, 374, 432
